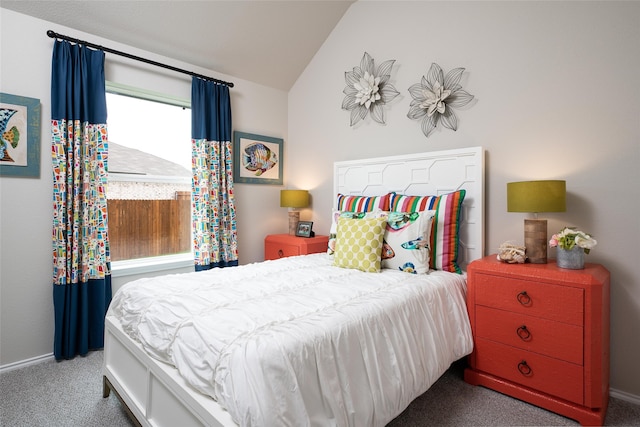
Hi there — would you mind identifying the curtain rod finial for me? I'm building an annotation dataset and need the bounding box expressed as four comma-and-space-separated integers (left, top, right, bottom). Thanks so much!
47, 30, 57, 38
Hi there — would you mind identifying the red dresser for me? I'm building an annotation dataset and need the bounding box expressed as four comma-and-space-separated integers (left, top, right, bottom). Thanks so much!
464, 255, 610, 426
264, 234, 329, 261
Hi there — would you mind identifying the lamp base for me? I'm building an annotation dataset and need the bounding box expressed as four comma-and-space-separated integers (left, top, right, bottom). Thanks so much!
524, 219, 548, 264
288, 211, 300, 236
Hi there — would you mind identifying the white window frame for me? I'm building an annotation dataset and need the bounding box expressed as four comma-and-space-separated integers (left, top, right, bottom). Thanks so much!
106, 81, 194, 277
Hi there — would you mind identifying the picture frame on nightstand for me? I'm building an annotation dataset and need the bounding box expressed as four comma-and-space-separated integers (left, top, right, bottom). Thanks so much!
295, 221, 314, 238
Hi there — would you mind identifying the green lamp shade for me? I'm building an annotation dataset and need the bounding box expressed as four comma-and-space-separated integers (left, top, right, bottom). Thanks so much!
507, 180, 566, 213
280, 190, 310, 208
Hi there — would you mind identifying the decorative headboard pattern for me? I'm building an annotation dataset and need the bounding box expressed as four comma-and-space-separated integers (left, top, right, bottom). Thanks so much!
334, 146, 484, 271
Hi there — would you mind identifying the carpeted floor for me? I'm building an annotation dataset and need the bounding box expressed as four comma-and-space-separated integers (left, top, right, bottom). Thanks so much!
1, 351, 639, 426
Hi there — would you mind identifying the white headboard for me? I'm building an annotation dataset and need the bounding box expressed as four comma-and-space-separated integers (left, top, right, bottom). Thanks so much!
333, 146, 484, 271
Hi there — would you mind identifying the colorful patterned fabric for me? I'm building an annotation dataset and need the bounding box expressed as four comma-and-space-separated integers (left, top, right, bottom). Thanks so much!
389, 190, 466, 274
51, 40, 112, 360
382, 211, 435, 274
191, 78, 238, 270
336, 193, 390, 212
52, 121, 110, 283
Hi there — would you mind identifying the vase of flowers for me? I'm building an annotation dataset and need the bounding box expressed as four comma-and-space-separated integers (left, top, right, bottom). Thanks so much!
549, 227, 597, 269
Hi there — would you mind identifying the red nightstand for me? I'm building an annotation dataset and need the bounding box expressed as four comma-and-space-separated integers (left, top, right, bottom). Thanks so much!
264, 234, 329, 261
464, 255, 610, 426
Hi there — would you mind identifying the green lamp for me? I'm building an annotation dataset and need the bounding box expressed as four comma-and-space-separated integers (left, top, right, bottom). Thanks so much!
280, 190, 310, 235
507, 180, 566, 264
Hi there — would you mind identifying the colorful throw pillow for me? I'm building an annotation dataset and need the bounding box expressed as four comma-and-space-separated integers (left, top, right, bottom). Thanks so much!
327, 210, 389, 255
382, 211, 435, 274
389, 190, 466, 274
333, 216, 387, 273
336, 193, 390, 212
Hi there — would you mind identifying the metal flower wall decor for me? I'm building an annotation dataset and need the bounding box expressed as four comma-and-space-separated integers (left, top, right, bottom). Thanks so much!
407, 63, 474, 138
342, 52, 400, 126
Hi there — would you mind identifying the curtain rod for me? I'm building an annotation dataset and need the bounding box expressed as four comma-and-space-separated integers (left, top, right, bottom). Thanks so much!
46, 30, 234, 88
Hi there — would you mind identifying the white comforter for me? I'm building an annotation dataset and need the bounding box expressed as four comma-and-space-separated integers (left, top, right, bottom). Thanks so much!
107, 253, 473, 427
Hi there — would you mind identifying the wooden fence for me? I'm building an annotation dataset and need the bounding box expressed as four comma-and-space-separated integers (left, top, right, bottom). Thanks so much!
108, 192, 191, 261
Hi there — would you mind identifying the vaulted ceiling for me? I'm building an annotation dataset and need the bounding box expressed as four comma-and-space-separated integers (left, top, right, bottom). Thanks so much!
2, 1, 355, 91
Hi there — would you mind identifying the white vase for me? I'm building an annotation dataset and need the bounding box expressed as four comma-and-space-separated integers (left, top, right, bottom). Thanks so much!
556, 246, 585, 269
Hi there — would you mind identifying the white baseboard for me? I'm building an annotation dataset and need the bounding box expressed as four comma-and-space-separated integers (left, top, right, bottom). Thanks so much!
0, 353, 54, 374
610, 387, 640, 406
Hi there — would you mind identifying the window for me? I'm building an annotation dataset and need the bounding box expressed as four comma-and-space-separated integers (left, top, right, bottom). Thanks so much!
105, 82, 192, 272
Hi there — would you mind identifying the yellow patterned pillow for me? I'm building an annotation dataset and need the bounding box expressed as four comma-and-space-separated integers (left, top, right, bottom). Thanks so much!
333, 216, 386, 273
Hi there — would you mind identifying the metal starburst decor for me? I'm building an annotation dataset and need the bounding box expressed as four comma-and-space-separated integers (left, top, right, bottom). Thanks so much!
342, 52, 400, 126
407, 63, 475, 138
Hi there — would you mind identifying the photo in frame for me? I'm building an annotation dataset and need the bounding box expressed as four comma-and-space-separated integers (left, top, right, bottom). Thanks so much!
295, 221, 314, 238
233, 131, 283, 185
0, 93, 41, 178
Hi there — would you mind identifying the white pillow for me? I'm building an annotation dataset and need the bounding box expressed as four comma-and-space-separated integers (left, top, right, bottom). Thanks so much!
381, 211, 435, 274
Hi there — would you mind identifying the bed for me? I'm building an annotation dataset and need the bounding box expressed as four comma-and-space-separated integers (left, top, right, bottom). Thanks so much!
103, 146, 485, 427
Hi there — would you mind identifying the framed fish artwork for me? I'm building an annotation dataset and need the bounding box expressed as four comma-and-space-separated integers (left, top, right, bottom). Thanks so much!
233, 131, 283, 185
0, 93, 41, 178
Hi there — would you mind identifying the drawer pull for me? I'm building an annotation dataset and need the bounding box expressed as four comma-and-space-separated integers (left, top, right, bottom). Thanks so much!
516, 325, 531, 341
517, 360, 532, 376
278, 249, 284, 258
516, 291, 531, 306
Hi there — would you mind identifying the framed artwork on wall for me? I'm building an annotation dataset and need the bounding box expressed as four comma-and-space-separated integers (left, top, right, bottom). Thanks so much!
233, 131, 283, 185
0, 92, 41, 178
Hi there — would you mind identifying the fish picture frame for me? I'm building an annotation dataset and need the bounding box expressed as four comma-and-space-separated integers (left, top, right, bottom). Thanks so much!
233, 131, 283, 185
0, 93, 41, 178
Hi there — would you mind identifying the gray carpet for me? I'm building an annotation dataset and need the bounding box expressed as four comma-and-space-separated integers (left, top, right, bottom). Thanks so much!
1, 351, 639, 426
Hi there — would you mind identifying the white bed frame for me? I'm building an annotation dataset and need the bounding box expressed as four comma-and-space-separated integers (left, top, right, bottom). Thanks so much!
103, 146, 485, 427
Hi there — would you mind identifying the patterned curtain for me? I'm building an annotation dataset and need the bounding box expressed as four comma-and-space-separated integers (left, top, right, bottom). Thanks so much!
191, 78, 238, 270
51, 40, 111, 360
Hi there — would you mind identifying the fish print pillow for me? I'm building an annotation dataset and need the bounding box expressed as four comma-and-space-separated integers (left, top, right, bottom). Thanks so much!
381, 211, 436, 274
390, 190, 466, 274
327, 210, 389, 255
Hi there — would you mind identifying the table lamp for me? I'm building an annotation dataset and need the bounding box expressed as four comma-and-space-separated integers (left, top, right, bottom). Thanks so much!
280, 189, 310, 235
507, 180, 566, 264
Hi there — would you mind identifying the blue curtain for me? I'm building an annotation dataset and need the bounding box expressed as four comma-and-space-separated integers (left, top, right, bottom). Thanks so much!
191, 78, 238, 270
51, 40, 112, 360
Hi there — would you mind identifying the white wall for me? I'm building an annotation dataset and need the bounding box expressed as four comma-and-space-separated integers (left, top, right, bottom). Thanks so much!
289, 2, 640, 398
0, 9, 288, 366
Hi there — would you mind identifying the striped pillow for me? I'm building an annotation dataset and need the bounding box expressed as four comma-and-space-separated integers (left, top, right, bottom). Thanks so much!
336, 193, 390, 212
389, 190, 466, 273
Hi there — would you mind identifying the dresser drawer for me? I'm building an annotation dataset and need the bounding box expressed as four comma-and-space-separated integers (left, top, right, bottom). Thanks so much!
265, 243, 300, 259
475, 339, 584, 405
475, 306, 583, 365
475, 273, 584, 325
